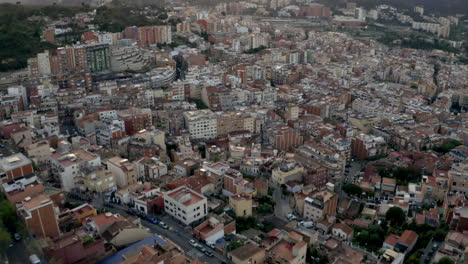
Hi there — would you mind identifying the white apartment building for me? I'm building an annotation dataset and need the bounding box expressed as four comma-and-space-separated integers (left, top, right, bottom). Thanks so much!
49, 149, 101, 192
164, 186, 208, 225
183, 109, 218, 140
107, 157, 137, 188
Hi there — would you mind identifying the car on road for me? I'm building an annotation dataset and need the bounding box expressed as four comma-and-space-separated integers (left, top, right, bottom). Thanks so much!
29, 254, 41, 264
190, 239, 197, 247
159, 221, 168, 229
146, 217, 158, 224
197, 246, 206, 253
287, 213, 297, 221
207, 243, 216, 250
13, 233, 21, 241
204, 250, 214, 257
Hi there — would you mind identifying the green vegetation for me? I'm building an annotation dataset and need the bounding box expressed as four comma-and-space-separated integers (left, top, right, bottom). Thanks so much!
243, 45, 267, 54
256, 196, 276, 215
306, 247, 329, 264
353, 224, 386, 252
235, 216, 274, 233
235, 216, 259, 232
189, 98, 209, 109
0, 4, 62, 71
0, 228, 12, 255
405, 222, 449, 264
432, 140, 462, 154
82, 234, 95, 247
157, 35, 197, 49
436, 257, 454, 264
378, 166, 421, 186
226, 240, 246, 251
385, 207, 406, 227
342, 184, 362, 197
94, 6, 164, 33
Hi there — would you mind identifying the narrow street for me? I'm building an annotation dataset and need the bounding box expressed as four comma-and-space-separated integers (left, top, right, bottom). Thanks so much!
273, 185, 292, 220
74, 195, 226, 264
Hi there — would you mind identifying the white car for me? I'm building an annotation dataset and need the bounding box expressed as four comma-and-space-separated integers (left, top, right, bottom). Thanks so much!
189, 239, 197, 247
29, 254, 40, 264
159, 221, 168, 229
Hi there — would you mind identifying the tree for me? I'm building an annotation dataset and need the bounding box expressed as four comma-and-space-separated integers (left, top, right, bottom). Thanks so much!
0, 227, 12, 255
386, 207, 406, 227
342, 184, 362, 196
436, 257, 454, 264
0, 200, 17, 231
227, 240, 245, 251
256, 204, 273, 215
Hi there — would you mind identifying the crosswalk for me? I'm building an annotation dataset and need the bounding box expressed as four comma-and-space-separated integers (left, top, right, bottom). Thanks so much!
187, 248, 204, 259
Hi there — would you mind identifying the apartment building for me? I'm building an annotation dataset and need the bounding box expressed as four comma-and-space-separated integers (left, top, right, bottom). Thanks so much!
304, 190, 338, 221
18, 194, 61, 238
271, 161, 304, 185
351, 134, 387, 160
0, 153, 34, 183
449, 160, 468, 196
229, 193, 253, 217
183, 109, 218, 140
107, 157, 138, 188
135, 156, 168, 180
25, 140, 52, 165
50, 149, 101, 192
164, 186, 208, 225
75, 169, 116, 193
118, 108, 152, 136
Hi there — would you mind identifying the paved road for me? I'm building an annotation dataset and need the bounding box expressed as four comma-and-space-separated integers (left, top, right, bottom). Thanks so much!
273, 185, 292, 220
5, 237, 47, 264
78, 196, 226, 264
420, 238, 438, 264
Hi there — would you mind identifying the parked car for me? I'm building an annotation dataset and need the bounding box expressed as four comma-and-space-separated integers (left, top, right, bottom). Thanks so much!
207, 243, 216, 249
189, 239, 197, 247
159, 221, 168, 229
146, 217, 158, 224
29, 254, 40, 264
14, 233, 21, 241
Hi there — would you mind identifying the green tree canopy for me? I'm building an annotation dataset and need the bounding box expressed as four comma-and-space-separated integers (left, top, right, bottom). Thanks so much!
437, 257, 454, 264
343, 184, 362, 196
0, 227, 12, 254
385, 206, 406, 227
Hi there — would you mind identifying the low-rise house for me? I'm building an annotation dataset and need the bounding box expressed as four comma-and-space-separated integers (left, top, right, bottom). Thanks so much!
102, 219, 152, 248
120, 237, 197, 264
383, 234, 400, 251
2, 174, 44, 204
331, 223, 353, 240
193, 217, 224, 245
267, 232, 307, 264
228, 243, 266, 264
434, 231, 468, 263
394, 230, 418, 253
44, 227, 112, 264
382, 177, 396, 194
86, 212, 126, 235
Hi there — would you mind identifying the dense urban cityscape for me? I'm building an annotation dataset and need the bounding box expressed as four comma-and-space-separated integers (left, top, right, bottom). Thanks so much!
0, 0, 466, 264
